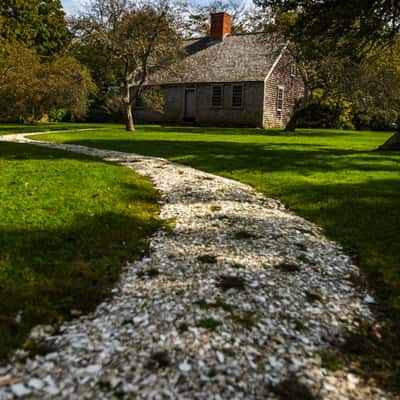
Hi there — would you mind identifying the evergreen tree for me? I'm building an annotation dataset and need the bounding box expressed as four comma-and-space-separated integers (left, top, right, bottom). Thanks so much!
0, 0, 70, 55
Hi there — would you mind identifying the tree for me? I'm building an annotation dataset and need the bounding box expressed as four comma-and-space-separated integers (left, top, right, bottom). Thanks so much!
72, 0, 181, 131
0, 0, 70, 55
254, 0, 400, 59
0, 44, 96, 122
255, 1, 400, 134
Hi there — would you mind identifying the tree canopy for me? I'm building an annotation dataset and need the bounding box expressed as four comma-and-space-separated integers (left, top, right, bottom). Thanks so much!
256, 0, 400, 59
0, 0, 70, 55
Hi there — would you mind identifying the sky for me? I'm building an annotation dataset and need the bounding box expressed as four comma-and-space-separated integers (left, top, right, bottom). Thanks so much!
61, 0, 253, 15
61, 0, 86, 14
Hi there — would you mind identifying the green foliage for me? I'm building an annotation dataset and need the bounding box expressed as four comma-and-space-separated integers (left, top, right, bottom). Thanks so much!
0, 45, 96, 122
256, 0, 400, 59
0, 0, 70, 55
48, 109, 67, 123
0, 140, 162, 357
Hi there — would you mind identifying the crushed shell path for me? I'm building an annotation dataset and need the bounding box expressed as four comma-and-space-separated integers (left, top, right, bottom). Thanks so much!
0, 132, 394, 400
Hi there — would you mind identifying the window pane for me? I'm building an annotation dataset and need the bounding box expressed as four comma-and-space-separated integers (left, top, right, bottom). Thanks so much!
277, 87, 284, 112
212, 86, 223, 107
232, 85, 243, 108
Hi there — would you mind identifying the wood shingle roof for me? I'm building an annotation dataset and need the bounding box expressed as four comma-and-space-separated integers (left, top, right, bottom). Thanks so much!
148, 33, 285, 85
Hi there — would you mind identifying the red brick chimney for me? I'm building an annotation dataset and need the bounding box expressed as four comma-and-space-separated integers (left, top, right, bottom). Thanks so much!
210, 12, 232, 40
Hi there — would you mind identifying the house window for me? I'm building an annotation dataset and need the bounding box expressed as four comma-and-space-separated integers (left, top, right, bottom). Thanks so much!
232, 85, 243, 108
135, 95, 144, 109
211, 85, 223, 107
277, 86, 284, 113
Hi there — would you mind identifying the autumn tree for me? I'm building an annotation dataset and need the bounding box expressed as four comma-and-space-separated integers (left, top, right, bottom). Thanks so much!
73, 0, 181, 131
0, 44, 95, 122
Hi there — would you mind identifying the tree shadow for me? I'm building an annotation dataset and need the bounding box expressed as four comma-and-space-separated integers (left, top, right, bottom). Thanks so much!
50, 138, 400, 175
0, 210, 162, 360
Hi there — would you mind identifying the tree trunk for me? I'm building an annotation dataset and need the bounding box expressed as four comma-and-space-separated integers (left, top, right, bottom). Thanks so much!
285, 111, 300, 132
285, 72, 310, 132
125, 101, 135, 132
123, 76, 135, 132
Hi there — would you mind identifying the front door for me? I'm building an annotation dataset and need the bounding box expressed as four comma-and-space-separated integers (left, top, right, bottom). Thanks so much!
184, 88, 196, 122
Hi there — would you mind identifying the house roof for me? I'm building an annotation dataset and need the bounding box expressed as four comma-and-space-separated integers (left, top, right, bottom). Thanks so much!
147, 33, 286, 85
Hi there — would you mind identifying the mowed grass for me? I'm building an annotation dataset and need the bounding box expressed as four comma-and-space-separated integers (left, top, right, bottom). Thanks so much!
34, 125, 400, 311
0, 140, 162, 358
0, 122, 114, 136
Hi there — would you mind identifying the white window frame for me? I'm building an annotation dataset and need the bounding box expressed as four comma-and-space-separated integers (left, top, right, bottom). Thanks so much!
211, 85, 223, 108
231, 84, 244, 108
276, 86, 285, 113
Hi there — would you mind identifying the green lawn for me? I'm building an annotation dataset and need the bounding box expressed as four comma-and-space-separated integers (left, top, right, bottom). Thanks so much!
0, 122, 117, 136
32, 125, 400, 317
3, 123, 400, 389
0, 140, 162, 358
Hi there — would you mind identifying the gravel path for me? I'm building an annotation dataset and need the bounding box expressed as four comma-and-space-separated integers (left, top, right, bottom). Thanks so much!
0, 133, 394, 399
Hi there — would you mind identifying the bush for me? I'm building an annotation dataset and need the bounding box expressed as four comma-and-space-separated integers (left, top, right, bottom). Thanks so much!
296, 103, 343, 129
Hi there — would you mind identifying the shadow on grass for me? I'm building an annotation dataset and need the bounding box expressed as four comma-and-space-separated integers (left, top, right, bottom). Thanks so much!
0, 211, 162, 360
51, 138, 400, 174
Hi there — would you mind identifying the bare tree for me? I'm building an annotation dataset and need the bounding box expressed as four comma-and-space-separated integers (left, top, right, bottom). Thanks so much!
75, 0, 181, 131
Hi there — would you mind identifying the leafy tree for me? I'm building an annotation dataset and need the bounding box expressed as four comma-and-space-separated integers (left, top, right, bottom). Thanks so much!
0, 0, 70, 55
255, 0, 400, 59
256, 1, 400, 134
73, 0, 181, 131
0, 44, 96, 122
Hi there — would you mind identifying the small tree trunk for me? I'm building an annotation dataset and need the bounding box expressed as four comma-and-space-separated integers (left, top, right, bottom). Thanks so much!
285, 68, 309, 132
123, 76, 135, 132
285, 111, 299, 132
125, 101, 135, 132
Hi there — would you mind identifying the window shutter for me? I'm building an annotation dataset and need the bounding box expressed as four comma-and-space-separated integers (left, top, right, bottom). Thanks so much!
211, 85, 223, 107
232, 85, 243, 108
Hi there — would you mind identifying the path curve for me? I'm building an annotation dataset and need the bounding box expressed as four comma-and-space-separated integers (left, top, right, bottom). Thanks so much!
0, 133, 393, 399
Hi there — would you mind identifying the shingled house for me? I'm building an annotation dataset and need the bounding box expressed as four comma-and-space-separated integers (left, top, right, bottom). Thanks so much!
135, 12, 304, 128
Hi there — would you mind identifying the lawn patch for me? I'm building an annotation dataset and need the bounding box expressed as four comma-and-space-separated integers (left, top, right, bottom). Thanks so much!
0, 142, 161, 359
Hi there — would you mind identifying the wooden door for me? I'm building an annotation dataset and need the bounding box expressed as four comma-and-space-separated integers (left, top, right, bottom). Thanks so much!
184, 88, 196, 121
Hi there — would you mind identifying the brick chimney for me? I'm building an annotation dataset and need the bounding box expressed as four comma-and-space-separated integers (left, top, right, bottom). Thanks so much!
210, 12, 232, 40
